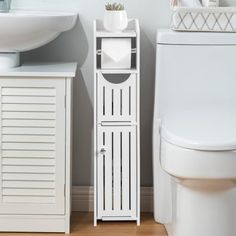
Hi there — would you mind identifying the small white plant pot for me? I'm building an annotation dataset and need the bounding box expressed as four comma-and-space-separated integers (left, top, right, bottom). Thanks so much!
103, 10, 128, 32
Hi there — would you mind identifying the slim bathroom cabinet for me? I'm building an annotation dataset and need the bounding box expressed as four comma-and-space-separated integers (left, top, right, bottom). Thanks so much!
94, 19, 140, 225
0, 63, 76, 233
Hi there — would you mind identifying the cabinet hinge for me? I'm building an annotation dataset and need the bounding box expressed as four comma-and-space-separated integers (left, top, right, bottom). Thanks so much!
64, 184, 66, 196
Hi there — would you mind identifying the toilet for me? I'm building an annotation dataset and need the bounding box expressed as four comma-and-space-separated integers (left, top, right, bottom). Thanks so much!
153, 30, 236, 236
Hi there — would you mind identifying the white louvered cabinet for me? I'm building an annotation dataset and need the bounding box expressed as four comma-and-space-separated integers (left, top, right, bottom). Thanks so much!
94, 20, 140, 225
0, 63, 76, 233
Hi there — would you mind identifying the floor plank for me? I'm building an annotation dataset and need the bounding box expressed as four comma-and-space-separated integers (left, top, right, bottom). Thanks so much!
0, 213, 167, 236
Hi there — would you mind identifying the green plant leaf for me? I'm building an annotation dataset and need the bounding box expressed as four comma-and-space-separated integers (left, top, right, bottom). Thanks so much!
105, 2, 125, 11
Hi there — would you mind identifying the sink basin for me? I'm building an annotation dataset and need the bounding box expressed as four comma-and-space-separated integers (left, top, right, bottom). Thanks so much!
0, 11, 77, 69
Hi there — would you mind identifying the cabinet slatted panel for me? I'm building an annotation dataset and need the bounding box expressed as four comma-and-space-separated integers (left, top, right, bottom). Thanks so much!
97, 126, 137, 218
0, 79, 65, 215
1, 87, 56, 204
97, 73, 137, 123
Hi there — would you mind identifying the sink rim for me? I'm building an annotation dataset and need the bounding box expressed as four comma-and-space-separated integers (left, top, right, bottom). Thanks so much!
0, 10, 78, 17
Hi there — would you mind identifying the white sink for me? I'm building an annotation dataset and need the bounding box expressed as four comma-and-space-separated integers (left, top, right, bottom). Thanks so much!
0, 11, 77, 69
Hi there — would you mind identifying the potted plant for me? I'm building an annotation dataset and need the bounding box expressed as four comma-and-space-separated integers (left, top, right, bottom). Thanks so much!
103, 3, 128, 32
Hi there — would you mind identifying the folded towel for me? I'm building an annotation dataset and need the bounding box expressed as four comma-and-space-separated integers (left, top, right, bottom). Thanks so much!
202, 0, 219, 7
178, 0, 202, 7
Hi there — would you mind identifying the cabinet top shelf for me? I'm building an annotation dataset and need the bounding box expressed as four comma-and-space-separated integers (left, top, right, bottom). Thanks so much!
0, 63, 77, 78
94, 19, 140, 38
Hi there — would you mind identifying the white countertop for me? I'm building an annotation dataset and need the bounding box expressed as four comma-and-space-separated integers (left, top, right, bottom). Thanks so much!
0, 63, 77, 77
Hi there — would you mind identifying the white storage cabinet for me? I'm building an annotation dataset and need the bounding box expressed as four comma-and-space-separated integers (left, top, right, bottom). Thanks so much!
94, 19, 140, 225
0, 63, 76, 233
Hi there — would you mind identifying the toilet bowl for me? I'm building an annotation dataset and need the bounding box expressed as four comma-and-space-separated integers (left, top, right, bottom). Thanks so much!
153, 30, 236, 236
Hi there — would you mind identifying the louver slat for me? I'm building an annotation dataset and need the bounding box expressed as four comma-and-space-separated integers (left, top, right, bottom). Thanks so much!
2, 135, 55, 143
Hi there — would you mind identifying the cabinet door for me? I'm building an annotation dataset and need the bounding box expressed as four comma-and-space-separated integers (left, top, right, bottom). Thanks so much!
97, 125, 137, 219
0, 78, 65, 215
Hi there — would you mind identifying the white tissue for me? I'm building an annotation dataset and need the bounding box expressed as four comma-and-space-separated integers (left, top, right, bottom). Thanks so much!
179, 0, 202, 7
101, 38, 131, 69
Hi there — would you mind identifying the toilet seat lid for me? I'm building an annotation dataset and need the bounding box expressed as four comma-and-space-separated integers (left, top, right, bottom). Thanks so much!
161, 109, 236, 151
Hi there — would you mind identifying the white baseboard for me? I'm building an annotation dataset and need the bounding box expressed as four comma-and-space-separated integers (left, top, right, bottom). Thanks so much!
72, 186, 153, 213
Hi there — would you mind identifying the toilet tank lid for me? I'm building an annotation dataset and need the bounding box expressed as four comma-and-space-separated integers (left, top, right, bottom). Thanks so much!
161, 109, 236, 151
157, 29, 236, 45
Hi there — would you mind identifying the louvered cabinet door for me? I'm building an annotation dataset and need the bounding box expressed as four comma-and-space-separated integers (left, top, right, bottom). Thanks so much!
97, 125, 137, 219
0, 78, 65, 215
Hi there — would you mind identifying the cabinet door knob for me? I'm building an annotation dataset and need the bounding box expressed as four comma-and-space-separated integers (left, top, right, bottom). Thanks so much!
100, 148, 106, 154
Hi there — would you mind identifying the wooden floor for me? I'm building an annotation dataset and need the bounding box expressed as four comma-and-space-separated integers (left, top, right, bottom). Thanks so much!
71, 213, 167, 236
0, 213, 167, 236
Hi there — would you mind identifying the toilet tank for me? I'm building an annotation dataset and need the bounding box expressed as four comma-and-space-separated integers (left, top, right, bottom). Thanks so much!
155, 30, 236, 118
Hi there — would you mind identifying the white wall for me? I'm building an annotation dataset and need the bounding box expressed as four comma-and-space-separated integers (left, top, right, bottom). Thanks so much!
11, 0, 234, 186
